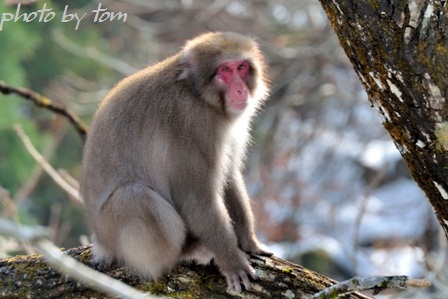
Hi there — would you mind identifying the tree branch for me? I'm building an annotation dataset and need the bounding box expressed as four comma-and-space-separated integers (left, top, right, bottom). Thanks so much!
0, 219, 162, 299
0, 80, 89, 142
312, 276, 431, 299
318, 0, 448, 238
13, 124, 81, 202
0, 242, 373, 298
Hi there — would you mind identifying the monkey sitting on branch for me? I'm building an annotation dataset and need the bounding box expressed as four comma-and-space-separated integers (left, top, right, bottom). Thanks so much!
80, 32, 272, 293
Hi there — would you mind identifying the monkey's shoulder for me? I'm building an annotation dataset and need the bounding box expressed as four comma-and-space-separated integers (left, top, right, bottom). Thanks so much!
111, 57, 188, 97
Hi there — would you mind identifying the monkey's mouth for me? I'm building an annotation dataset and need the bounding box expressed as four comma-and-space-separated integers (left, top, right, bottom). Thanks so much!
229, 100, 248, 112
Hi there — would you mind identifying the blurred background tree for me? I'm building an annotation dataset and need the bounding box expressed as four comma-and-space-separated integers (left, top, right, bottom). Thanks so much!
0, 1, 443, 298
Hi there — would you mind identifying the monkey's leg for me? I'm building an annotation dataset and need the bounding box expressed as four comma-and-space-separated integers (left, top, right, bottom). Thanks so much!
224, 172, 272, 256
93, 182, 186, 280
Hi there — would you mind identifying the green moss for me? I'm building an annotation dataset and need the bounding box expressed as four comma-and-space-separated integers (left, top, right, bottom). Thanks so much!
78, 249, 92, 263
434, 122, 448, 152
139, 280, 167, 295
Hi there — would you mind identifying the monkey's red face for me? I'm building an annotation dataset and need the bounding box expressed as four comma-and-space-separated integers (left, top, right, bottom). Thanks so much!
215, 60, 251, 114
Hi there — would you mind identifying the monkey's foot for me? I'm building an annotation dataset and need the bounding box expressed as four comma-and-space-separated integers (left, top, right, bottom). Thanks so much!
224, 266, 255, 294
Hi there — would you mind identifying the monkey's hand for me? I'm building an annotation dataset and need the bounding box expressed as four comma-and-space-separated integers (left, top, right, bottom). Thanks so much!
217, 250, 256, 293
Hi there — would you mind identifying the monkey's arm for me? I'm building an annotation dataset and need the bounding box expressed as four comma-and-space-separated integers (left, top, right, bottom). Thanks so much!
224, 170, 272, 256
178, 187, 255, 292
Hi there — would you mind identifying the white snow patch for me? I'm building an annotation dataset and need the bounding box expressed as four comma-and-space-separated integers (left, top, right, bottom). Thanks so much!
373, 102, 391, 123
386, 67, 405, 84
332, 1, 344, 25
396, 143, 409, 154
369, 72, 384, 90
367, 246, 425, 277
360, 140, 400, 170
358, 72, 367, 85
416, 140, 425, 148
433, 181, 448, 200
339, 179, 429, 241
333, 0, 344, 15
387, 79, 404, 102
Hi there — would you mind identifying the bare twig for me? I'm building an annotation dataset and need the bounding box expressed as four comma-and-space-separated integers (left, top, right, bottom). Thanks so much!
13, 121, 68, 206
352, 163, 388, 273
14, 124, 81, 202
53, 30, 138, 75
0, 80, 88, 142
311, 275, 431, 299
0, 219, 162, 299
58, 169, 80, 190
0, 186, 37, 254
0, 186, 17, 219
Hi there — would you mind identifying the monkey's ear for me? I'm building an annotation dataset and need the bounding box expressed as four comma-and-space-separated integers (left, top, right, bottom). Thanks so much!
178, 50, 196, 80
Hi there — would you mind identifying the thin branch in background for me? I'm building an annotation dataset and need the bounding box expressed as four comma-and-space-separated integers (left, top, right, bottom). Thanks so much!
311, 275, 431, 299
0, 219, 163, 299
0, 186, 36, 255
52, 30, 138, 76
392, 220, 448, 298
58, 169, 80, 190
0, 80, 89, 142
0, 187, 18, 220
422, 228, 448, 294
13, 120, 69, 206
13, 124, 81, 202
48, 202, 73, 245
352, 163, 388, 273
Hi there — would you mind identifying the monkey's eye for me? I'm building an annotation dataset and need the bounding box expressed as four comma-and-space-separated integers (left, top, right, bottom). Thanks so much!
221, 65, 231, 73
238, 62, 249, 71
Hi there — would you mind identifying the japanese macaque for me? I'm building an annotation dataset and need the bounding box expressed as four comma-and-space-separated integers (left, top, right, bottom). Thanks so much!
80, 32, 272, 293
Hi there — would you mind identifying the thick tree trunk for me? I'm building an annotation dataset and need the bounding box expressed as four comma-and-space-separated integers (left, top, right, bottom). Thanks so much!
318, 0, 448, 237
0, 245, 371, 299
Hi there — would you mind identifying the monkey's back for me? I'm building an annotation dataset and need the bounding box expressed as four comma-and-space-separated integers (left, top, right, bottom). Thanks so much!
81, 55, 230, 219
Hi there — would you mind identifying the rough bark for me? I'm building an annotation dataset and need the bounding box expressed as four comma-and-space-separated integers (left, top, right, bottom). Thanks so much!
0, 245, 371, 299
318, 0, 448, 237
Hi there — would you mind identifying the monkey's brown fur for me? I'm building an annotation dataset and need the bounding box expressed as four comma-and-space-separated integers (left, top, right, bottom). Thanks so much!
81, 32, 271, 292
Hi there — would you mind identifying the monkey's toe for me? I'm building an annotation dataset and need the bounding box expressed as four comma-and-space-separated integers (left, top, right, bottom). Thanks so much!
256, 250, 273, 257
246, 242, 273, 257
